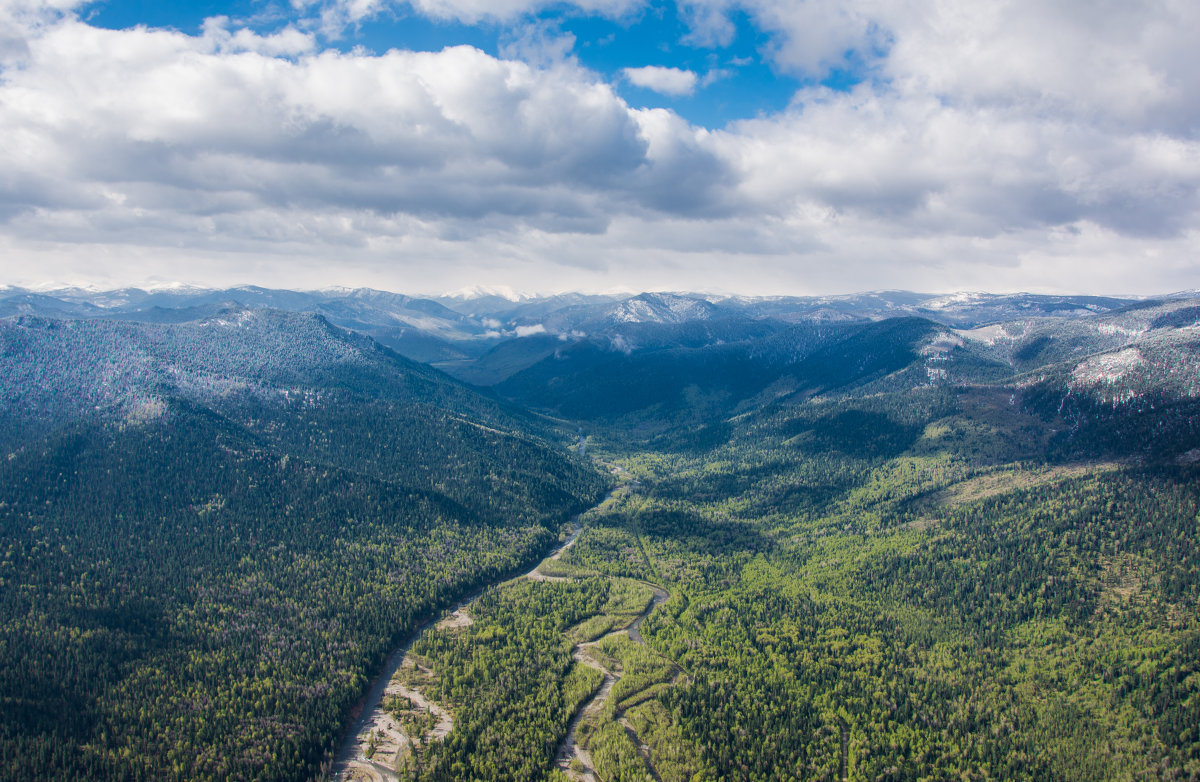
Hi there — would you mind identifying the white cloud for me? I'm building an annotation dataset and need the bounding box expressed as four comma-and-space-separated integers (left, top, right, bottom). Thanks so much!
744, 0, 882, 77
201, 17, 317, 55
0, 20, 720, 228
677, 1, 738, 48
699, 68, 733, 87
0, 0, 83, 62
623, 65, 699, 96
681, 0, 1200, 135
498, 18, 577, 67
0, 1, 1198, 295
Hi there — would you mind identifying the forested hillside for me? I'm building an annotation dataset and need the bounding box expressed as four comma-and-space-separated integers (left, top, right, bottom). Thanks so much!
0, 311, 606, 780
2, 288, 1198, 781
561, 390, 1200, 780
447, 294, 1200, 780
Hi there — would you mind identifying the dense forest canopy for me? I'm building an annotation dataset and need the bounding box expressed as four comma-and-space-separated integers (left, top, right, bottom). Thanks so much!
1, 287, 1198, 780
0, 310, 606, 780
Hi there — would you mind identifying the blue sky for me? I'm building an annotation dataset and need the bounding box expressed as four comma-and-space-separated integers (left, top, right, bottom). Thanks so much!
0, 0, 1197, 295
85, 0, 815, 128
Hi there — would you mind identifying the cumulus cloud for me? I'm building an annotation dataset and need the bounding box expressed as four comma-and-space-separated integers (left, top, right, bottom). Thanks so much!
0, 0, 83, 62
623, 65, 699, 95
683, 0, 1200, 136
0, 18, 741, 243
0, 0, 1198, 295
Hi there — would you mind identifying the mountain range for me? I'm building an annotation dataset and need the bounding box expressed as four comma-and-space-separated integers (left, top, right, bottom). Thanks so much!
2, 283, 1198, 780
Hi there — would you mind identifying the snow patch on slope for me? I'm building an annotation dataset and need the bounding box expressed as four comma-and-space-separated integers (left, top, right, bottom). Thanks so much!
920, 332, 964, 357
957, 324, 1010, 345
921, 292, 992, 309
1071, 348, 1144, 385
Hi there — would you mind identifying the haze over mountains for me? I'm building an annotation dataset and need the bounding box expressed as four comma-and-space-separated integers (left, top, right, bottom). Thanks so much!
4, 285, 1197, 451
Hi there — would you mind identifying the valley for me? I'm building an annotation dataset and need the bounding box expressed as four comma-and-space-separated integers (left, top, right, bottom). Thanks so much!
330, 482, 643, 782
1, 286, 1198, 780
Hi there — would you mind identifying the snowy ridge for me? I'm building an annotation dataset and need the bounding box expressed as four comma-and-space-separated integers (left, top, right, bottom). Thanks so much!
440, 285, 535, 302
604, 292, 718, 324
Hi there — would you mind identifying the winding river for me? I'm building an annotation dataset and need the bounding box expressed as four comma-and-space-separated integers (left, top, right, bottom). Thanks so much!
326, 488, 618, 781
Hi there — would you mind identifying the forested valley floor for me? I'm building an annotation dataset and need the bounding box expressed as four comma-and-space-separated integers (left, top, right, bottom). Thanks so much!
324, 390, 1200, 781
5, 387, 1199, 781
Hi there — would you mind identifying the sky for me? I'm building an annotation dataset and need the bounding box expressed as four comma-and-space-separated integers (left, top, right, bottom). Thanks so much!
0, 0, 1197, 295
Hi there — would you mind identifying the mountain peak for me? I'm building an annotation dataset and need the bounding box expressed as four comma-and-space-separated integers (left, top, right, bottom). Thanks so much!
441, 285, 533, 302
605, 292, 718, 324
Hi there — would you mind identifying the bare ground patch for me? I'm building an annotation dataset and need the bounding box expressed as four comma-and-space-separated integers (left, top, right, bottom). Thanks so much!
923, 462, 1121, 510
434, 607, 473, 631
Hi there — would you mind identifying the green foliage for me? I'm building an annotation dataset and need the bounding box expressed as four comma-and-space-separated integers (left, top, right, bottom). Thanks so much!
408, 578, 609, 781
0, 391, 604, 780
553, 383, 1200, 780
586, 721, 653, 781
7, 300, 1200, 781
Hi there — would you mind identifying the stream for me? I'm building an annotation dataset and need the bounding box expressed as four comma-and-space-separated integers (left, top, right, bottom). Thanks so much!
327, 489, 615, 781
553, 583, 668, 780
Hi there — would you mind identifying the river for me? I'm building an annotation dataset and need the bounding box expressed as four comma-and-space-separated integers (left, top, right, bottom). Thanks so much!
326, 488, 615, 780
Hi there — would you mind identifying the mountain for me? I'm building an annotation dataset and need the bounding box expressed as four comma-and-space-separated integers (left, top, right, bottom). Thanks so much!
0, 291, 107, 319
432, 290, 626, 321
486, 294, 1200, 467
914, 291, 1136, 326
600, 292, 720, 324
951, 297, 1198, 369
0, 308, 605, 780
2, 287, 1149, 383
4, 285, 1200, 781
491, 316, 978, 423
0, 285, 500, 363
4, 284, 1193, 443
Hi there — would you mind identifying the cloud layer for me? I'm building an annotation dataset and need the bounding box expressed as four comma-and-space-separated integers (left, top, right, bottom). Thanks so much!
0, 0, 1197, 294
